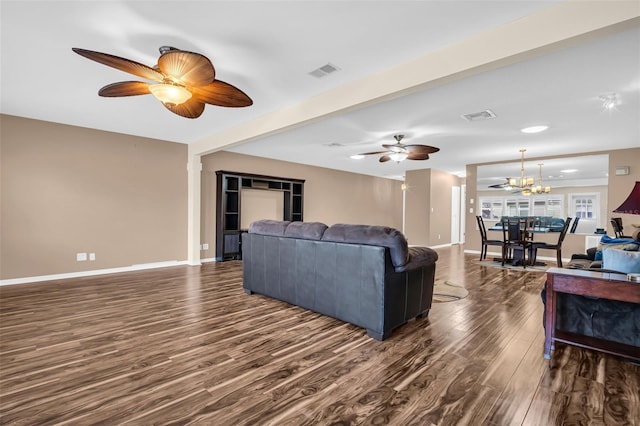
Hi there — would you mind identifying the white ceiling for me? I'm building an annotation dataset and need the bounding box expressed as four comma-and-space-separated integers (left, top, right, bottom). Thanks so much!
2, 1, 639, 183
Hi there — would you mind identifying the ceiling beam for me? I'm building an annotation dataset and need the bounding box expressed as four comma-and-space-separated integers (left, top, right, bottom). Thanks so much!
189, 1, 640, 157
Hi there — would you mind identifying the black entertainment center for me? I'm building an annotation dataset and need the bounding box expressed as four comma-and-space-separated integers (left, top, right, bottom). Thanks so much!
215, 170, 305, 261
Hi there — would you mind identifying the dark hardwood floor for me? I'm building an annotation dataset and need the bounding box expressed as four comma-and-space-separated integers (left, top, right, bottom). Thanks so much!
1, 246, 638, 425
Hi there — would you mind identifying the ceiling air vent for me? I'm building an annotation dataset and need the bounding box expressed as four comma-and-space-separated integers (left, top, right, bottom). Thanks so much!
309, 63, 340, 78
461, 109, 497, 122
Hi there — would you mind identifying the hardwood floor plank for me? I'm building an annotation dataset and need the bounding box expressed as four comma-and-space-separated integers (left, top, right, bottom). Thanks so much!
1, 247, 638, 424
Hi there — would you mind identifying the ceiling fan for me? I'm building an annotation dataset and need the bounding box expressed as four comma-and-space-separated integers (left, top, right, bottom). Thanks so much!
488, 178, 512, 189
72, 46, 253, 118
357, 134, 440, 163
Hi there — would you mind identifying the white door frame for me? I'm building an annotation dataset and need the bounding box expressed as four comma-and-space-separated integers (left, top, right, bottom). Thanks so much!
451, 186, 461, 244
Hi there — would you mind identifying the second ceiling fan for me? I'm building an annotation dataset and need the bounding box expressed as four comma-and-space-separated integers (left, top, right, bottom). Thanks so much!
357, 134, 439, 163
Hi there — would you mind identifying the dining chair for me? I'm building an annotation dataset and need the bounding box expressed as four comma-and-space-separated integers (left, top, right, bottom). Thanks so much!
532, 217, 572, 267
610, 217, 630, 238
476, 215, 506, 264
570, 217, 579, 233
502, 216, 534, 268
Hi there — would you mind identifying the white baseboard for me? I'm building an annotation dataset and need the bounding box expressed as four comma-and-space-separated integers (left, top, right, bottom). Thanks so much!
201, 257, 217, 263
429, 243, 453, 249
0, 260, 192, 286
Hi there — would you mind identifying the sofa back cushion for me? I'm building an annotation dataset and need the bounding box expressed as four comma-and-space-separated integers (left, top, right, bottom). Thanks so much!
602, 248, 640, 274
321, 223, 409, 268
283, 221, 328, 240
248, 220, 291, 236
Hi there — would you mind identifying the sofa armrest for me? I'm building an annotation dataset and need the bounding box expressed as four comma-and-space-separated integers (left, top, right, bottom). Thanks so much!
394, 246, 438, 272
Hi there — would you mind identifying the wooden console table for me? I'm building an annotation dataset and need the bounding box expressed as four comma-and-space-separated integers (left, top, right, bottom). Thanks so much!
544, 267, 640, 361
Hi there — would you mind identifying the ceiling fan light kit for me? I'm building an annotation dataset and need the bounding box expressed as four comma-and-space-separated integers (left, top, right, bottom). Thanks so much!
148, 83, 192, 105
72, 45, 252, 118
389, 152, 408, 162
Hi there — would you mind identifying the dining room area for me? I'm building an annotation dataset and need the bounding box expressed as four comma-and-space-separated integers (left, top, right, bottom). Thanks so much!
470, 152, 616, 269
476, 215, 573, 269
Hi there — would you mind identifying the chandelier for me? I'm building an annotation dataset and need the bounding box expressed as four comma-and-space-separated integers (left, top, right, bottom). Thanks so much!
529, 163, 551, 195
508, 149, 535, 193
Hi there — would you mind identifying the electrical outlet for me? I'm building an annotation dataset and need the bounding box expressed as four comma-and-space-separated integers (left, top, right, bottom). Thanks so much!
202, 243, 209, 250
89, 253, 96, 261
438, 234, 441, 240
77, 252, 87, 262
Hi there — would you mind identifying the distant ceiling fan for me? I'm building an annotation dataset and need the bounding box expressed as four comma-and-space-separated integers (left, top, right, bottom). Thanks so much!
357, 134, 440, 163
72, 46, 253, 118
488, 178, 512, 189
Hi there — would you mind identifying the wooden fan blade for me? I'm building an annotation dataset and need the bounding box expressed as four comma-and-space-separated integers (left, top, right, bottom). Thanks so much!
358, 150, 389, 156
163, 98, 206, 119
191, 80, 253, 107
72, 48, 164, 82
405, 144, 440, 154
157, 50, 215, 87
98, 81, 150, 97
407, 152, 430, 161
379, 155, 391, 163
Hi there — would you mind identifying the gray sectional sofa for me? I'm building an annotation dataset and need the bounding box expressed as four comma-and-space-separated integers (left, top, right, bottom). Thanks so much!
242, 220, 438, 340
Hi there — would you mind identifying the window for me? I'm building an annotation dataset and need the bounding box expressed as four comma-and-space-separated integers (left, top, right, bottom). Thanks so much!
569, 193, 600, 233
479, 195, 564, 222
481, 199, 503, 219
505, 198, 531, 216
574, 197, 594, 219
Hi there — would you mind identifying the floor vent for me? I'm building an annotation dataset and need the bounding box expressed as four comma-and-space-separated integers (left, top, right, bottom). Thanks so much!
461, 109, 497, 121
309, 63, 340, 78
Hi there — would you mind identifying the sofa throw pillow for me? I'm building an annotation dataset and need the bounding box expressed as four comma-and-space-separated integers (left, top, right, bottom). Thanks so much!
601, 248, 640, 274
595, 234, 640, 261
597, 234, 640, 251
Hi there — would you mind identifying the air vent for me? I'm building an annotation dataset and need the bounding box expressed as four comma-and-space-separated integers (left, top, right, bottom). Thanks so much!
461, 109, 497, 122
325, 142, 344, 147
309, 63, 340, 78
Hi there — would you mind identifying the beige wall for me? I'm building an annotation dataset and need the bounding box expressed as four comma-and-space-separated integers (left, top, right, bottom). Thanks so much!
200, 151, 403, 259
3, 112, 635, 279
465, 147, 640, 260
404, 168, 460, 246
404, 169, 431, 246
0, 115, 188, 280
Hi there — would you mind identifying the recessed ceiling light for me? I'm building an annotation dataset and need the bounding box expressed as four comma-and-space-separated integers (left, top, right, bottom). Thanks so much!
560, 169, 578, 173
350, 154, 365, 160
521, 125, 549, 134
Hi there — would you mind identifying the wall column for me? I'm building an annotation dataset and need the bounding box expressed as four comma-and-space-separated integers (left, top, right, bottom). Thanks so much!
187, 151, 202, 265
